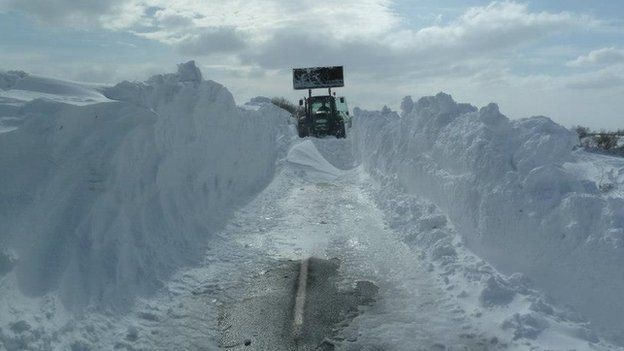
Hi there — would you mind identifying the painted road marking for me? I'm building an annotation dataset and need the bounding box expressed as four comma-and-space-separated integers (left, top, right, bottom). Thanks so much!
293, 257, 309, 339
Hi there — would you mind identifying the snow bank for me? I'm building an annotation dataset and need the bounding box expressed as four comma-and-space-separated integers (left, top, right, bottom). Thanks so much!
367, 178, 606, 349
0, 70, 109, 107
352, 93, 624, 344
0, 61, 291, 312
286, 140, 345, 182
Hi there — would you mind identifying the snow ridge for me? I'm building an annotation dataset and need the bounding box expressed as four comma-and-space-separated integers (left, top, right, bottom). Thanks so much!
0, 62, 291, 313
352, 93, 624, 344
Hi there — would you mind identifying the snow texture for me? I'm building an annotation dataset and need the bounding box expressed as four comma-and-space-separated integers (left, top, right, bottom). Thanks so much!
0, 61, 290, 313
352, 92, 624, 344
2, 64, 624, 350
0, 70, 109, 107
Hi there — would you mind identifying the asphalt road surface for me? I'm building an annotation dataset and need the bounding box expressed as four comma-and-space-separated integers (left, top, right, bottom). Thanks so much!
218, 257, 377, 350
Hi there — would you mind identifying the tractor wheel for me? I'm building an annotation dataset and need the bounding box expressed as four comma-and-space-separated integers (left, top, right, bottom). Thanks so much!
335, 122, 346, 139
298, 123, 309, 138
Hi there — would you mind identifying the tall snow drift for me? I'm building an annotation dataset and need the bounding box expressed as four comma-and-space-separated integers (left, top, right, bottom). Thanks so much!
353, 93, 624, 343
0, 62, 290, 310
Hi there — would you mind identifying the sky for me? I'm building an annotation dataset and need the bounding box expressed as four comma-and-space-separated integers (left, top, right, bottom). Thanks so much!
0, 0, 623, 129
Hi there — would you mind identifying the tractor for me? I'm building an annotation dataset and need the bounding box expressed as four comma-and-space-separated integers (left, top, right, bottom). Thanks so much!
293, 66, 350, 139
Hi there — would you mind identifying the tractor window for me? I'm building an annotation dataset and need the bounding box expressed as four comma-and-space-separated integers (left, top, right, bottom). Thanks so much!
311, 101, 333, 114
335, 96, 349, 116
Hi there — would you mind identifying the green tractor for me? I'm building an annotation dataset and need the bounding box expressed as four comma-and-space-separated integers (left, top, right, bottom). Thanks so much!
293, 66, 350, 139
297, 94, 350, 138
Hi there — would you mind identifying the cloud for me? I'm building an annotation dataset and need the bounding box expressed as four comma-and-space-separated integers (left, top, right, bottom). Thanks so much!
3, 0, 623, 132
567, 47, 624, 67
152, 8, 194, 29
2, 0, 603, 106
161, 1, 591, 69
565, 66, 624, 90
99, 0, 399, 46
0, 0, 140, 28
394, 2, 590, 52
566, 75, 624, 90
5, 0, 620, 129
564, 47, 624, 91
1, 1, 593, 72
238, 1, 591, 80
177, 27, 248, 56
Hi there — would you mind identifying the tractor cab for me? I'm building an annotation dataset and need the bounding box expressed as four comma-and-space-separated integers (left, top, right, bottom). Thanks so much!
310, 96, 335, 116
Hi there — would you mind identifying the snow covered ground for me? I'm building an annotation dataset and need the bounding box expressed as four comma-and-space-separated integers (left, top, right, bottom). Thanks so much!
1, 64, 624, 350
0, 71, 111, 136
352, 94, 624, 346
0, 62, 291, 348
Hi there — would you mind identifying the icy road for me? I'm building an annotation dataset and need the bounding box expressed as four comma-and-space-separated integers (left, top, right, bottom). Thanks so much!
216, 139, 490, 350
131, 140, 508, 351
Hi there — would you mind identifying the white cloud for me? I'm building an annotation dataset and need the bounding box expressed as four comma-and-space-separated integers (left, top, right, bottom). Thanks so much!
567, 47, 624, 67
152, 8, 194, 29
0, 0, 131, 27
563, 47, 624, 93
177, 27, 248, 56
236, 1, 592, 77
1, 0, 593, 72
96, 0, 400, 48
130, 1, 592, 66
564, 65, 624, 89
3, 0, 621, 129
391, 2, 590, 51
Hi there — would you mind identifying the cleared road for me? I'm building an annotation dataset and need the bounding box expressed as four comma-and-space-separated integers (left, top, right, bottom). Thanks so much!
218, 258, 377, 350
146, 140, 502, 350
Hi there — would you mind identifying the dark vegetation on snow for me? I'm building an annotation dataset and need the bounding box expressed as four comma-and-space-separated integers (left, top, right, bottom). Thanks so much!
575, 125, 624, 156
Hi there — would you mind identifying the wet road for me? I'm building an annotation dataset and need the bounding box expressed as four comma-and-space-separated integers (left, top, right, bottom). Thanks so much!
218, 258, 377, 350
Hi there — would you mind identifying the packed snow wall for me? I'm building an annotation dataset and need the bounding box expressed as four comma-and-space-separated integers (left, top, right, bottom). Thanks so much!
0, 62, 291, 311
352, 93, 624, 343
